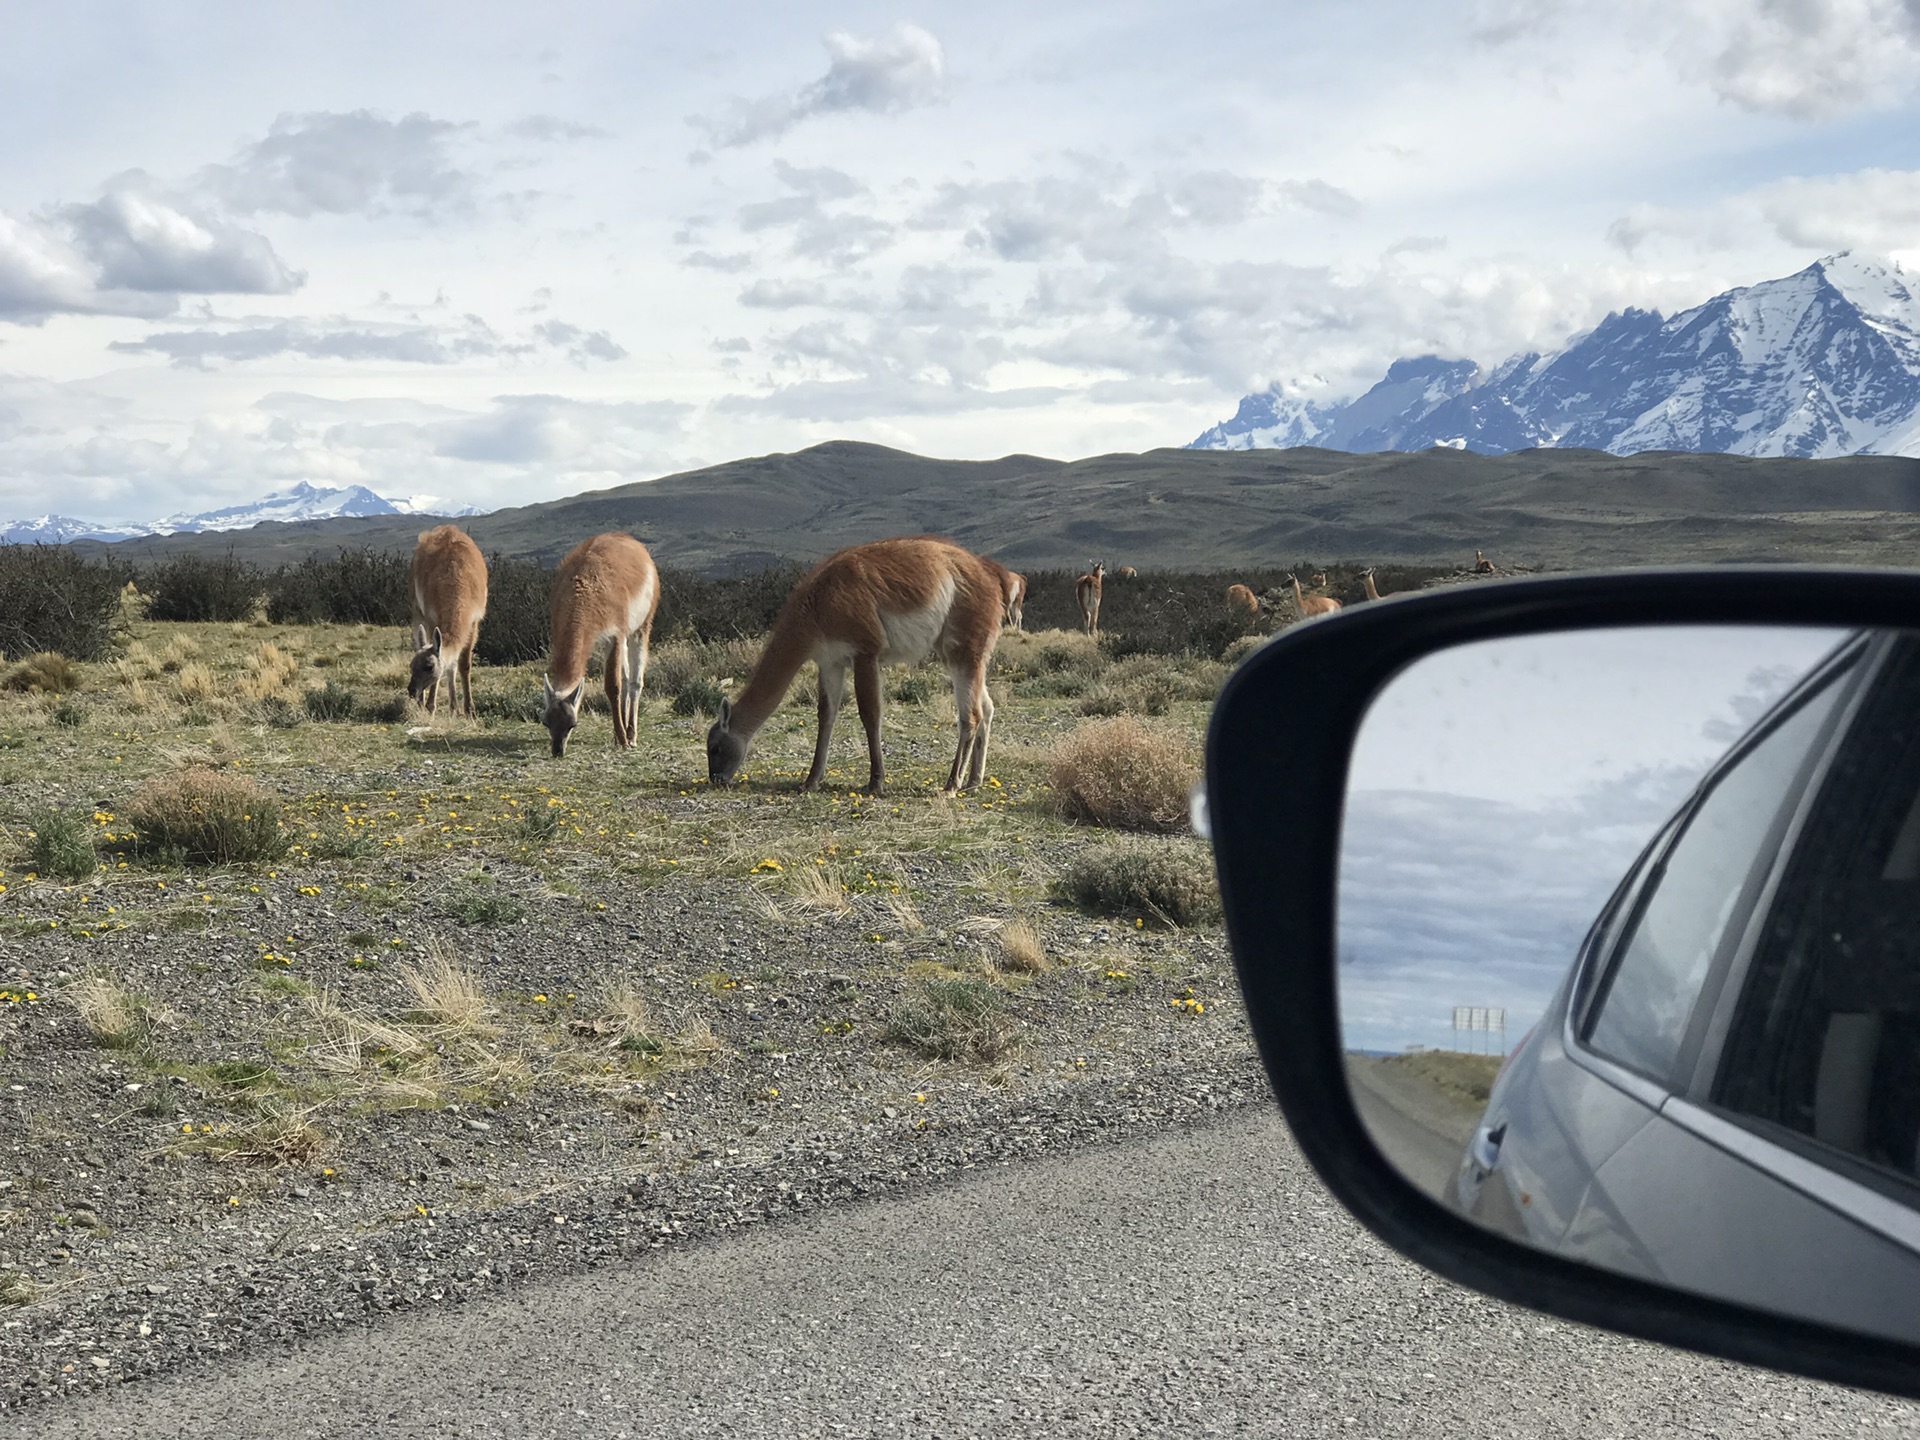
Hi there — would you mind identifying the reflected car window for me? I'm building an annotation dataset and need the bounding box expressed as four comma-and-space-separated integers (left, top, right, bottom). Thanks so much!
1718, 639, 1920, 1190
1585, 675, 1849, 1083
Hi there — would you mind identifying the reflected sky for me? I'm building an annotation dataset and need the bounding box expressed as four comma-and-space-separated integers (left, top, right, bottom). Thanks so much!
1339, 625, 1850, 1054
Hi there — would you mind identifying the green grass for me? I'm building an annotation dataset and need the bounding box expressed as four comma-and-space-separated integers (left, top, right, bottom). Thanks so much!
883, 978, 1019, 1062
25, 806, 98, 880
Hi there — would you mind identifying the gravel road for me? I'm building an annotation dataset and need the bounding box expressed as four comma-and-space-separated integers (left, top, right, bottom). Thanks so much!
27, 1106, 1920, 1440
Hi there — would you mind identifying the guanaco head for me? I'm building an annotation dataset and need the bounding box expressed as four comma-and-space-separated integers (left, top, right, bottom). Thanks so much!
541, 675, 586, 758
408, 628, 446, 704
706, 697, 749, 786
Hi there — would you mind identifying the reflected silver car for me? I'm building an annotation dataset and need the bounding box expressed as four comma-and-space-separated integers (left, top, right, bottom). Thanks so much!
1453, 628, 1920, 1335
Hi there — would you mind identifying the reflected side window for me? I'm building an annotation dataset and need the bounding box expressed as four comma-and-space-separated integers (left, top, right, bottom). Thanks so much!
1583, 673, 1851, 1085
1718, 639, 1920, 1193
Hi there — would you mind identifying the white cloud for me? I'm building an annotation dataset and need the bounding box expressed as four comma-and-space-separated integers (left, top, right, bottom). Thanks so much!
107, 313, 627, 370
60, 172, 303, 296
1610, 167, 1920, 256
199, 110, 476, 218
693, 24, 946, 148
1689, 0, 1920, 119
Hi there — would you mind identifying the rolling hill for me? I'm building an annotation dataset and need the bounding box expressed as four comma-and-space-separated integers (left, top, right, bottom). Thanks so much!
66, 440, 1920, 574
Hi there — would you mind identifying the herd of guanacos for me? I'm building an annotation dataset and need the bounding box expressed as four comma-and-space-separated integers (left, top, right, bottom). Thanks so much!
403, 526, 1502, 799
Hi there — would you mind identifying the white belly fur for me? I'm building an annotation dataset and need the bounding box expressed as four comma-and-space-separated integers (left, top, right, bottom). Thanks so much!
624, 574, 656, 636
876, 578, 956, 666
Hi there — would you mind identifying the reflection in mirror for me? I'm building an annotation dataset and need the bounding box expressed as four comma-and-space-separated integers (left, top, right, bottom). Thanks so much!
1340, 624, 1920, 1345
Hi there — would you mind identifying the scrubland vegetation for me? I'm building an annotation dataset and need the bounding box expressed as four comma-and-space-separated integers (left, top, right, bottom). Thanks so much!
0, 544, 1344, 1334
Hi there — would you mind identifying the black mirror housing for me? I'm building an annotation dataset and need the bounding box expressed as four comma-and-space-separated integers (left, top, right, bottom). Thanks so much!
1206, 567, 1920, 1401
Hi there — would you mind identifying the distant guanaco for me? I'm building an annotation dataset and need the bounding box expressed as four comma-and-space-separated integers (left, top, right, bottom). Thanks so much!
1076, 561, 1106, 637
1360, 566, 1382, 602
1225, 583, 1260, 618
543, 533, 660, 758
1116, 566, 1138, 579
407, 526, 488, 718
1474, 550, 1496, 574
1286, 572, 1342, 621
1002, 567, 1027, 631
706, 536, 1004, 798
1310, 571, 1328, 588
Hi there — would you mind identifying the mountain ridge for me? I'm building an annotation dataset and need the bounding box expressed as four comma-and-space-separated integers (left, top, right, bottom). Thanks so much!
2, 481, 478, 546
1192, 252, 1920, 460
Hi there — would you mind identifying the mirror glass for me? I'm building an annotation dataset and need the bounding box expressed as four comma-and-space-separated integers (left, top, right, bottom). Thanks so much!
1340, 623, 1920, 1344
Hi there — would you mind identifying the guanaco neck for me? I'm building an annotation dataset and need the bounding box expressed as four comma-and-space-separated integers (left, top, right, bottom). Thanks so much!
548, 625, 596, 690
1289, 577, 1305, 608
1362, 573, 1380, 601
728, 614, 815, 740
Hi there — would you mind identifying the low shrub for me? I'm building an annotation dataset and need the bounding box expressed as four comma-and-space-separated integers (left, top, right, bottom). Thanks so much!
472, 555, 553, 666
264, 549, 409, 626
303, 681, 358, 722
515, 807, 560, 844
890, 671, 935, 704
476, 687, 542, 724
1048, 716, 1197, 833
671, 677, 727, 717
141, 553, 264, 623
363, 695, 408, 724
128, 768, 289, 864
2, 651, 82, 695
1052, 841, 1220, 927
443, 875, 526, 925
50, 697, 87, 729
62, 975, 142, 1048
0, 547, 125, 662
252, 696, 304, 729
26, 807, 98, 880
883, 978, 1018, 1061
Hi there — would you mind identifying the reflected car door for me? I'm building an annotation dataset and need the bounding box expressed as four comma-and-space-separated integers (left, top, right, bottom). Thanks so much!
1564, 634, 1920, 1337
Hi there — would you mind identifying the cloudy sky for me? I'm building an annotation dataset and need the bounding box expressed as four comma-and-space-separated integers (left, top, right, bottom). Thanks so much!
5, 1, 1920, 523
1337, 624, 1849, 1054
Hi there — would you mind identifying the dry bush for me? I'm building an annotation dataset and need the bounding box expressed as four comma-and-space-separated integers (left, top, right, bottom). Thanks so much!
1222, 634, 1268, 666
2, 652, 82, 695
129, 767, 288, 863
63, 975, 142, 1048
885, 893, 925, 933
998, 919, 1049, 973
1048, 716, 1197, 833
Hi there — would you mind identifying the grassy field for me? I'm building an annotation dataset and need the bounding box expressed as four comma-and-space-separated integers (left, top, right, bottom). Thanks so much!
0, 603, 1248, 1324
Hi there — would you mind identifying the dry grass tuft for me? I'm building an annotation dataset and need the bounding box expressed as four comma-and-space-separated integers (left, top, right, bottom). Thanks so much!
2, 652, 82, 695
63, 975, 141, 1048
1053, 840, 1220, 927
173, 661, 218, 704
398, 941, 494, 1034
129, 767, 288, 863
241, 641, 301, 704
1048, 716, 1197, 833
885, 893, 925, 933
998, 919, 1048, 973
174, 1103, 330, 1167
786, 861, 854, 915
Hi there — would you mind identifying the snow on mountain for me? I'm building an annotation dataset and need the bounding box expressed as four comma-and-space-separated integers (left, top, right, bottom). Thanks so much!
1191, 252, 1920, 460
2, 483, 485, 546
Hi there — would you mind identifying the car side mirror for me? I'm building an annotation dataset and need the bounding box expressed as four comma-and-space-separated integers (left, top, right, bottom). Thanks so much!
1205, 568, 1920, 1401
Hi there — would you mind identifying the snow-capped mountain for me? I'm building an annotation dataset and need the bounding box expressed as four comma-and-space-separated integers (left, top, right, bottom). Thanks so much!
2, 482, 483, 546
1191, 252, 1920, 459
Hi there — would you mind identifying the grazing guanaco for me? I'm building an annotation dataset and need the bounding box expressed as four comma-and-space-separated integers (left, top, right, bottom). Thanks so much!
1286, 572, 1343, 621
706, 536, 1003, 797
1225, 583, 1260, 619
1076, 561, 1106, 637
407, 526, 488, 718
1002, 568, 1027, 631
1474, 550, 1496, 574
1360, 566, 1382, 602
1116, 566, 1138, 579
1310, 571, 1328, 588
543, 533, 660, 758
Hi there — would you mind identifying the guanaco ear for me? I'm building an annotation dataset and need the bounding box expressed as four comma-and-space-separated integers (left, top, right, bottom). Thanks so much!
564, 681, 586, 707
542, 675, 556, 703
716, 696, 732, 727
431, 626, 444, 656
